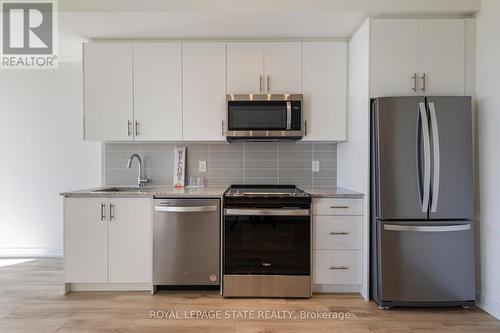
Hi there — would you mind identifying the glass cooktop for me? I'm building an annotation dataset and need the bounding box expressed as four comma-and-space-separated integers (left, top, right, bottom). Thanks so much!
224, 185, 309, 198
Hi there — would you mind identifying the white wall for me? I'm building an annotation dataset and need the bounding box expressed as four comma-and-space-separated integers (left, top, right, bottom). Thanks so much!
0, 27, 101, 257
475, 0, 500, 320
338, 18, 370, 299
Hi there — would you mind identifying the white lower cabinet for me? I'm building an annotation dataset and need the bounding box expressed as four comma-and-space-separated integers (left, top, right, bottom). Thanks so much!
64, 198, 108, 283
64, 197, 151, 286
314, 216, 363, 250
108, 198, 151, 283
313, 250, 363, 285
312, 198, 364, 291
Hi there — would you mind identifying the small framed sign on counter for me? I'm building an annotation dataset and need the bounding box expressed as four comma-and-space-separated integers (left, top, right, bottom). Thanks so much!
173, 146, 186, 188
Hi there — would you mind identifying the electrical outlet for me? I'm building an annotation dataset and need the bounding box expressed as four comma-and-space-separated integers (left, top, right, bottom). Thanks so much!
312, 160, 320, 172
199, 160, 207, 173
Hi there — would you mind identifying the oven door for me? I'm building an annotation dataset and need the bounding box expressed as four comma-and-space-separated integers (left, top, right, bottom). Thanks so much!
223, 208, 310, 275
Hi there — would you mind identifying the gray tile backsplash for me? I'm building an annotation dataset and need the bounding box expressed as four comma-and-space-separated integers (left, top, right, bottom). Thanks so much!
104, 142, 336, 187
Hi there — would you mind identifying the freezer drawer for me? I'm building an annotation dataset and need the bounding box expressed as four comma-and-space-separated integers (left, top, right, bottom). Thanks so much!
377, 220, 475, 304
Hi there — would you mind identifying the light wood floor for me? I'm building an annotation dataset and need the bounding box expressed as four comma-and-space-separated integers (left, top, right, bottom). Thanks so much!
0, 258, 498, 332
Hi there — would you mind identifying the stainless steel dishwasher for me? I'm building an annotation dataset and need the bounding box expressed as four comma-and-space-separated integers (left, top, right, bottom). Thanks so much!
153, 198, 220, 291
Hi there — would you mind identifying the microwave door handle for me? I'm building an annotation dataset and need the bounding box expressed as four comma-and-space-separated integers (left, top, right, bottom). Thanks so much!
286, 101, 292, 130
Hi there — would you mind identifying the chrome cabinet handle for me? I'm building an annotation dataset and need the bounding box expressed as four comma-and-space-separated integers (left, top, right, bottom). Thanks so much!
135, 121, 140, 136
266, 75, 270, 92
412, 73, 417, 92
329, 231, 349, 235
262, 263, 272, 267
420, 73, 426, 92
109, 203, 115, 221
221, 120, 225, 136
330, 266, 349, 270
127, 121, 132, 136
330, 205, 349, 209
100, 203, 106, 221
259, 75, 263, 92
304, 120, 308, 136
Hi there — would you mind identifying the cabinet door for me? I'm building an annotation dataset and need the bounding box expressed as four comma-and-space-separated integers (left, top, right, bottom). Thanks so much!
226, 42, 264, 93
84, 43, 133, 141
182, 42, 227, 141
418, 19, 465, 96
264, 42, 302, 93
133, 42, 182, 140
370, 19, 418, 97
64, 198, 108, 283
302, 42, 347, 141
108, 198, 151, 283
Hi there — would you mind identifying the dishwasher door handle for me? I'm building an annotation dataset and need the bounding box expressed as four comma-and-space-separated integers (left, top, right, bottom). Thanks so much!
154, 205, 218, 213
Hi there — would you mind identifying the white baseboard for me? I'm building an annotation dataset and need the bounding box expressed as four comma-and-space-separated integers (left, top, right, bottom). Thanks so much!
0, 247, 63, 257
68, 283, 152, 292
313, 284, 362, 294
477, 292, 500, 320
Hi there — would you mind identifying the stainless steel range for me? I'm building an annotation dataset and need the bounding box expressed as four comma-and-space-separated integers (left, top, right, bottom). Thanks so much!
222, 185, 311, 298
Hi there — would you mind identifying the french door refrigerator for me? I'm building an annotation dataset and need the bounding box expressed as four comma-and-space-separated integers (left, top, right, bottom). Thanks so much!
370, 96, 475, 308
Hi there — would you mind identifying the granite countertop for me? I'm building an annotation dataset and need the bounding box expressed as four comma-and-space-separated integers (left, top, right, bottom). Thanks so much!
60, 186, 228, 198
301, 187, 364, 199
61, 186, 364, 199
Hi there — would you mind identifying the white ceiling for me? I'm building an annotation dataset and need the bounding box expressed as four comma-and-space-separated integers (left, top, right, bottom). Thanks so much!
59, 0, 480, 15
59, 0, 480, 40
56, 0, 480, 61
61, 11, 367, 40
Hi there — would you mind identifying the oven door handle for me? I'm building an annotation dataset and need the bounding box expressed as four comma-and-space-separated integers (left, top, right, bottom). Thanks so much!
224, 208, 310, 216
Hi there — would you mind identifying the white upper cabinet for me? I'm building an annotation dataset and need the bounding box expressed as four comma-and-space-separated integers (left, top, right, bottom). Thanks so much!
264, 42, 302, 93
133, 42, 182, 141
84, 43, 134, 141
370, 20, 418, 97
182, 42, 227, 141
302, 42, 347, 141
417, 19, 465, 96
226, 42, 302, 93
84, 39, 347, 142
226, 42, 264, 93
370, 19, 467, 97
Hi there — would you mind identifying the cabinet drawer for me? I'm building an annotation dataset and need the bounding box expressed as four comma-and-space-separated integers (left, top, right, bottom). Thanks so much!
313, 198, 363, 216
313, 216, 363, 250
313, 250, 362, 285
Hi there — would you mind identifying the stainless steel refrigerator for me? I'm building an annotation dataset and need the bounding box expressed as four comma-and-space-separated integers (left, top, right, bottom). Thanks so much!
370, 96, 475, 308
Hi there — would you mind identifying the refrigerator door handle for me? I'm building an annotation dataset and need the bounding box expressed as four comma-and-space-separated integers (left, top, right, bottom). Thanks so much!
419, 102, 431, 213
428, 102, 440, 213
384, 224, 471, 232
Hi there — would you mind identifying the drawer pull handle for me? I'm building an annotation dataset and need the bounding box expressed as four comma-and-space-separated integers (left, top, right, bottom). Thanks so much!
330, 206, 349, 209
329, 232, 349, 235
330, 266, 349, 270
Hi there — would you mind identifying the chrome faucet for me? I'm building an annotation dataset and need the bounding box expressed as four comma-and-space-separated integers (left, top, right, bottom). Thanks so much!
127, 154, 149, 187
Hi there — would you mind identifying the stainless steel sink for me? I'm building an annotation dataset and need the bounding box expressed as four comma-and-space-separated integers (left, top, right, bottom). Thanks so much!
92, 187, 152, 193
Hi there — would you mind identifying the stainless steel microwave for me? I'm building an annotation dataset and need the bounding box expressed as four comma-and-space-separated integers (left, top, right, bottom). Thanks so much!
226, 94, 303, 141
